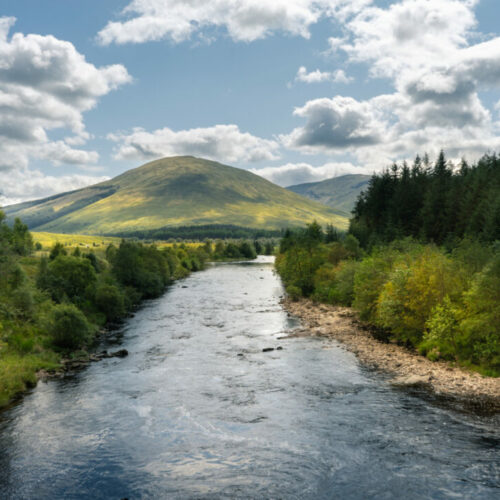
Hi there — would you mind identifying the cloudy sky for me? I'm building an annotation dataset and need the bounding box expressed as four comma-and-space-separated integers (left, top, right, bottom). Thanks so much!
0, 0, 499, 205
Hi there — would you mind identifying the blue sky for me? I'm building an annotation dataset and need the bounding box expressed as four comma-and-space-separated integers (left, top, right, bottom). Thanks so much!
0, 0, 499, 204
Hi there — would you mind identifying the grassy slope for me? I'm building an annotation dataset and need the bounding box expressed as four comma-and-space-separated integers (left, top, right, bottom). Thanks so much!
4, 156, 347, 234
287, 174, 371, 214
32, 232, 121, 250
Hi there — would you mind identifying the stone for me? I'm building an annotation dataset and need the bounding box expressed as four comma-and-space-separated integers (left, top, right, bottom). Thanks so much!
391, 375, 430, 387
110, 349, 128, 358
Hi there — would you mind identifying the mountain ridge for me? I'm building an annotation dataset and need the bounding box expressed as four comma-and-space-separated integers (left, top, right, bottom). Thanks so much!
287, 174, 371, 214
4, 156, 348, 234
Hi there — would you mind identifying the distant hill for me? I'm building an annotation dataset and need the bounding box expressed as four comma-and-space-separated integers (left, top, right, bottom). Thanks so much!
287, 174, 371, 214
3, 156, 348, 235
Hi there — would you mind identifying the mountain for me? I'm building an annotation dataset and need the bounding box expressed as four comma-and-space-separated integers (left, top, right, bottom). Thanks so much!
287, 174, 371, 214
3, 156, 348, 235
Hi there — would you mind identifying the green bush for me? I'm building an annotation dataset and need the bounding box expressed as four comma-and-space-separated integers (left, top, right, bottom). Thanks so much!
376, 247, 463, 345
352, 253, 393, 322
329, 260, 358, 306
39, 255, 97, 304
49, 303, 94, 350
422, 296, 461, 361
95, 284, 126, 322
11, 286, 35, 319
286, 285, 302, 301
459, 254, 500, 373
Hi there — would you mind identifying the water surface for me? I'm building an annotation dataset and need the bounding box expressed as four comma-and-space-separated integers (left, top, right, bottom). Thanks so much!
0, 257, 498, 499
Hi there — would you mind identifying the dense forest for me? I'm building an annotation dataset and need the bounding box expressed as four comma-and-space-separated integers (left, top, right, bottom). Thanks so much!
277, 153, 500, 376
0, 211, 266, 407
111, 224, 283, 241
350, 152, 500, 246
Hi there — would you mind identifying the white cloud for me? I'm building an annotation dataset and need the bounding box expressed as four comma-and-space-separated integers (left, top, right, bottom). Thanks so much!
0, 170, 108, 206
283, 1, 500, 168
97, 0, 371, 45
109, 124, 280, 163
343, 0, 478, 79
295, 66, 352, 84
282, 96, 387, 153
251, 161, 368, 186
0, 17, 131, 171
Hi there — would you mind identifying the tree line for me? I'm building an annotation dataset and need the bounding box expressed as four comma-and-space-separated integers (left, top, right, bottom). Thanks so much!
0, 211, 271, 406
276, 152, 500, 376
111, 224, 283, 241
350, 152, 500, 247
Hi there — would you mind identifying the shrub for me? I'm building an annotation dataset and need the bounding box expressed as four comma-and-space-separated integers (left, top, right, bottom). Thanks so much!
458, 253, 500, 373
11, 286, 35, 319
40, 255, 97, 303
49, 242, 67, 260
95, 284, 126, 322
422, 296, 461, 361
238, 241, 257, 259
286, 285, 302, 301
352, 252, 394, 322
329, 260, 358, 306
313, 264, 337, 303
376, 247, 463, 345
49, 304, 94, 349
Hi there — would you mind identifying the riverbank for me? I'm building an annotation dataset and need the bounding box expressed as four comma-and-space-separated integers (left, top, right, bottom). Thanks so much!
283, 298, 500, 413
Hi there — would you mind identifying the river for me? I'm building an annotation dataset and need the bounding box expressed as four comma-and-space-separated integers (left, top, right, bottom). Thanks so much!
0, 257, 498, 499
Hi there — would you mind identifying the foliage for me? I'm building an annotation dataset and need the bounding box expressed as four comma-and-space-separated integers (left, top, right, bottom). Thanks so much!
113, 224, 283, 241
351, 152, 500, 246
94, 283, 126, 322
276, 218, 500, 375
48, 303, 94, 350
0, 211, 211, 407
38, 255, 97, 304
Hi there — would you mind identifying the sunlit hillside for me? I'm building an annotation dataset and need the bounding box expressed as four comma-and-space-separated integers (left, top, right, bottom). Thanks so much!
4, 156, 347, 235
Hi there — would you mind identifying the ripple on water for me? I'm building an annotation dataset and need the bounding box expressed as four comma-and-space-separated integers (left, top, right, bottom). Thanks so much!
0, 260, 499, 499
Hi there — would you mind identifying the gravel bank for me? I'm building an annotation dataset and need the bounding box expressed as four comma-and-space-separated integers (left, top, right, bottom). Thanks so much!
283, 298, 500, 414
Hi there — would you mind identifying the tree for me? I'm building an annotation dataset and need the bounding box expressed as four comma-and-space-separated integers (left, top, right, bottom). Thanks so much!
40, 255, 97, 303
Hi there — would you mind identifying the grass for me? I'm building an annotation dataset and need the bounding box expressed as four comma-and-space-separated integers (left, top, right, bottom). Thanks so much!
0, 352, 60, 407
32, 232, 121, 250
5, 156, 348, 235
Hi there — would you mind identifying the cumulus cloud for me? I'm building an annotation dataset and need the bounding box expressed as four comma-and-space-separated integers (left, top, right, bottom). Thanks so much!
343, 0, 478, 79
0, 169, 108, 206
97, 0, 371, 45
295, 66, 352, 84
283, 1, 500, 167
109, 124, 280, 163
282, 96, 387, 152
250, 161, 368, 186
0, 17, 131, 171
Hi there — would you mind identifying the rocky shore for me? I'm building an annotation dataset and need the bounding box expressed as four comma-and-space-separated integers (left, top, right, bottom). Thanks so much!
282, 298, 500, 414
37, 349, 128, 381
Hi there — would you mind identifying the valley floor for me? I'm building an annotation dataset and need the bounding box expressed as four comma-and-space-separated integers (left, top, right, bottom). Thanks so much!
283, 298, 500, 413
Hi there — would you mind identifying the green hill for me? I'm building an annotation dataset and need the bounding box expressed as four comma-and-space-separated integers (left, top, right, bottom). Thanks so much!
3, 156, 347, 234
287, 174, 371, 214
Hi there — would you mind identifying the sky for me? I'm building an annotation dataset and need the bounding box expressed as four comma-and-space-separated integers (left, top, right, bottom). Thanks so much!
0, 0, 499, 205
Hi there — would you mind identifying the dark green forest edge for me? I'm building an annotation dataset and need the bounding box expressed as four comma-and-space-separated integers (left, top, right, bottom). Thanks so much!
0, 216, 269, 408
277, 152, 500, 376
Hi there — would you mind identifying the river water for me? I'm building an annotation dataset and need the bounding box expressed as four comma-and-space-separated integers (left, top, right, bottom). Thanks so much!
0, 257, 499, 499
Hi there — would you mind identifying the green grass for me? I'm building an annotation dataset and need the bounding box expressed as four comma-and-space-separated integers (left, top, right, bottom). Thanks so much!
0, 352, 60, 407
31, 232, 121, 250
4, 156, 348, 235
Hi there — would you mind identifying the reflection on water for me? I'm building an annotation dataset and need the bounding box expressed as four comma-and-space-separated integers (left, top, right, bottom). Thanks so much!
0, 256, 499, 499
